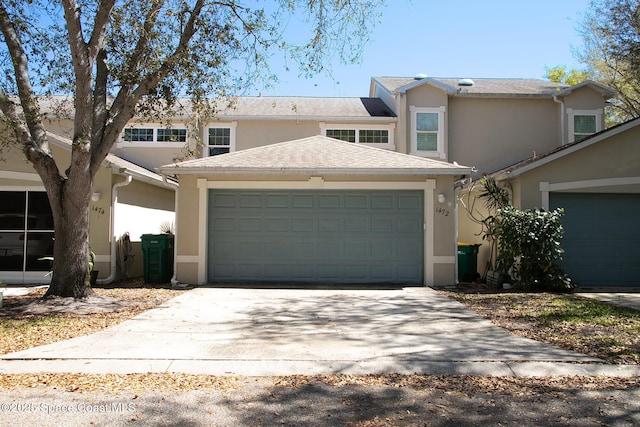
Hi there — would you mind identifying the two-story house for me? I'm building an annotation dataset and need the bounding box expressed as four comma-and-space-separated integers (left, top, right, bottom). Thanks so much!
3, 75, 633, 288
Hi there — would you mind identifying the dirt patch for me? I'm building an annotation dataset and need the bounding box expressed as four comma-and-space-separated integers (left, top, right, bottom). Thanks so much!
0, 282, 183, 355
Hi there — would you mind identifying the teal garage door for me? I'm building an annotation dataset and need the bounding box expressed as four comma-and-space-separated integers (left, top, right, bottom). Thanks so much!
208, 190, 424, 284
550, 193, 640, 287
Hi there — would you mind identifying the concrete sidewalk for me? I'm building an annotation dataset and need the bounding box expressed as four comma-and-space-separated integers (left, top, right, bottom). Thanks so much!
2, 287, 640, 377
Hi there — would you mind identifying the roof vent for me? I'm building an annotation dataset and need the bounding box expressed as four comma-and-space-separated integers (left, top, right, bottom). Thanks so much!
458, 78, 474, 86
414, 73, 428, 80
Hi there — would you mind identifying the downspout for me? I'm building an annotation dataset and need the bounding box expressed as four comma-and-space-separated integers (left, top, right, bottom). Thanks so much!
553, 95, 566, 146
161, 175, 179, 287
96, 173, 132, 285
453, 177, 468, 285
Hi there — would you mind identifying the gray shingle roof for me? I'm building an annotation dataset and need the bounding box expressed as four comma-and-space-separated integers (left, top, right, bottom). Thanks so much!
373, 76, 570, 97
47, 132, 171, 187
214, 96, 395, 120
38, 95, 396, 122
158, 135, 471, 176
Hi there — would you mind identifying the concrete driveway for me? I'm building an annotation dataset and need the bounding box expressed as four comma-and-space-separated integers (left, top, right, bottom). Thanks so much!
3, 287, 636, 377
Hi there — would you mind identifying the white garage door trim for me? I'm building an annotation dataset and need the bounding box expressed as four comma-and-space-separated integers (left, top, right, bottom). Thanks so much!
539, 177, 640, 209
193, 177, 450, 286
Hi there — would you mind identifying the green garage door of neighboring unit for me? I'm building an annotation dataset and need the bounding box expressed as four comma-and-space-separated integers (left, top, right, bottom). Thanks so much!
207, 190, 424, 284
551, 193, 640, 287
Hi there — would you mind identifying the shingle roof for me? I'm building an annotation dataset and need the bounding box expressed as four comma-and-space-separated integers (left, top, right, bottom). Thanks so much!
373, 76, 571, 97
492, 117, 640, 179
47, 132, 173, 187
38, 95, 396, 122
214, 96, 395, 120
158, 135, 471, 176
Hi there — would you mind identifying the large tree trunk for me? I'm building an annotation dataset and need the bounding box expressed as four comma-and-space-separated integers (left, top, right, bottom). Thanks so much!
43, 154, 94, 299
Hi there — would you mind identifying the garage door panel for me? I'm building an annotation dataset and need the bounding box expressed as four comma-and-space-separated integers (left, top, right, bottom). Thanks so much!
208, 190, 423, 284
551, 193, 640, 287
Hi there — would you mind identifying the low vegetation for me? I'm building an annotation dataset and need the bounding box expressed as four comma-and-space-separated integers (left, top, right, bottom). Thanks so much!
444, 289, 640, 364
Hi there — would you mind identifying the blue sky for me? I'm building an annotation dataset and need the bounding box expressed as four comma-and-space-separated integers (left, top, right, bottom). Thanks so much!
256, 0, 593, 97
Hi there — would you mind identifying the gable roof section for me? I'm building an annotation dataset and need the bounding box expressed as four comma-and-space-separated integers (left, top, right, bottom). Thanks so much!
372, 76, 615, 100
158, 135, 471, 176
492, 117, 640, 180
556, 80, 617, 99
47, 132, 174, 188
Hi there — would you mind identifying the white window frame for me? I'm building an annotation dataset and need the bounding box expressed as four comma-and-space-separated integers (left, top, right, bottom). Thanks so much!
319, 123, 396, 150
205, 122, 237, 157
117, 122, 188, 148
567, 108, 603, 143
410, 106, 446, 159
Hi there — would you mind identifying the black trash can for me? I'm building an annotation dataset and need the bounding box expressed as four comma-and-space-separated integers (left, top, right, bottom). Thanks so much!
457, 242, 481, 283
141, 234, 174, 284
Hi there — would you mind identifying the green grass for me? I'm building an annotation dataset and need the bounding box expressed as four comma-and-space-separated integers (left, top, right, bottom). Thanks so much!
446, 291, 640, 364
537, 297, 640, 326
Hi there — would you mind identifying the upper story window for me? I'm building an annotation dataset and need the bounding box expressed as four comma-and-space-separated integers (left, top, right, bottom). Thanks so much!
157, 128, 187, 142
206, 122, 237, 156
410, 106, 446, 158
124, 128, 154, 142
568, 108, 603, 143
320, 123, 395, 149
119, 124, 187, 146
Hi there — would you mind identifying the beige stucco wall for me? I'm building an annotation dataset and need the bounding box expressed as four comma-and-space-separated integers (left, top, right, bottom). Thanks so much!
509, 124, 640, 210
173, 172, 461, 286
448, 97, 559, 175
234, 120, 321, 150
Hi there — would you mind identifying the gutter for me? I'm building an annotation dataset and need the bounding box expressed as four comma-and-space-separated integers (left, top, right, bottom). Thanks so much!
156, 167, 473, 176
161, 175, 180, 287
96, 173, 132, 285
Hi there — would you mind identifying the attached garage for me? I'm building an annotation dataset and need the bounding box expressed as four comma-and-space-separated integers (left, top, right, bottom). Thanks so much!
159, 136, 471, 287
551, 193, 640, 287
492, 118, 640, 289
208, 189, 423, 284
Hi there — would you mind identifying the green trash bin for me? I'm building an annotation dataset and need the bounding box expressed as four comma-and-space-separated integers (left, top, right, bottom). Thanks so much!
457, 242, 481, 283
141, 234, 174, 284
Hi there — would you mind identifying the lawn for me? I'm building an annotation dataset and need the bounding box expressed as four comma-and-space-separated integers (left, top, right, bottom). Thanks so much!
442, 290, 640, 365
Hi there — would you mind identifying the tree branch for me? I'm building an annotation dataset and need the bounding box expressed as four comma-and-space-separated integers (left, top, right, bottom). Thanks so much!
0, 4, 51, 165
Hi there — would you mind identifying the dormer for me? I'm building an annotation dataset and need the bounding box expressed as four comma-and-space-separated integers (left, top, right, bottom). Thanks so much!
554, 80, 616, 144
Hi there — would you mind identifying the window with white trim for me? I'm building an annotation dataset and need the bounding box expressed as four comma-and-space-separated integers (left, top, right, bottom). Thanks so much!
320, 123, 395, 149
206, 122, 237, 156
410, 106, 446, 158
568, 108, 602, 143
120, 124, 187, 145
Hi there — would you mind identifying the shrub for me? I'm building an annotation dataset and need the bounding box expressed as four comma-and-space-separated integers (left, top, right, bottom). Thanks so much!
495, 206, 575, 291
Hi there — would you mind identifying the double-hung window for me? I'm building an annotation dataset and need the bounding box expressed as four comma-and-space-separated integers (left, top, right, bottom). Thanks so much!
568, 108, 602, 143
320, 123, 395, 149
206, 122, 237, 156
410, 106, 446, 158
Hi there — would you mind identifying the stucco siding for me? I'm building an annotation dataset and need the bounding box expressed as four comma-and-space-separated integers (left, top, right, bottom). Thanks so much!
235, 120, 322, 150
514, 126, 640, 209
448, 98, 559, 175
175, 175, 201, 256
